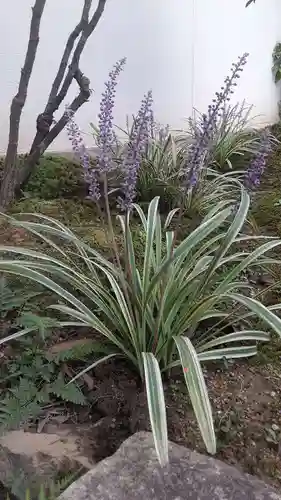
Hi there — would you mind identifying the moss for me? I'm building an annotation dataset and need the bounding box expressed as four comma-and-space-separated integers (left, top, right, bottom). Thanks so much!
11, 197, 98, 225
251, 128, 281, 236
9, 197, 127, 261
75, 224, 113, 249
0, 154, 86, 199
26, 155, 85, 199
255, 335, 281, 365
252, 191, 281, 235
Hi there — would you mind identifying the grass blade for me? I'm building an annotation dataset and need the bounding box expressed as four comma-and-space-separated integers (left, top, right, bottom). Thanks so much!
69, 354, 118, 383
228, 293, 281, 337
197, 330, 270, 351
142, 352, 169, 466
174, 336, 216, 454
198, 345, 258, 361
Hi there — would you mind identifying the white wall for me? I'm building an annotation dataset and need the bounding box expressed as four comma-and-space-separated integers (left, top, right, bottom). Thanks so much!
193, 0, 281, 128
0, 0, 280, 153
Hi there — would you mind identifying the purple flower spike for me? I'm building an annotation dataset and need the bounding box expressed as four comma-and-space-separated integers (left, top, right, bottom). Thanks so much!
97, 58, 126, 173
118, 90, 153, 211
185, 53, 249, 189
66, 108, 100, 201
245, 129, 273, 190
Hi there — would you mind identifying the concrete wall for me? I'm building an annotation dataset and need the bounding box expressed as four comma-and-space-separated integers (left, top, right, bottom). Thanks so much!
0, 0, 280, 153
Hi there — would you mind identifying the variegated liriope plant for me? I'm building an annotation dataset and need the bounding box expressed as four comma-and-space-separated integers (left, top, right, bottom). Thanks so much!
1, 189, 281, 465
0, 56, 279, 466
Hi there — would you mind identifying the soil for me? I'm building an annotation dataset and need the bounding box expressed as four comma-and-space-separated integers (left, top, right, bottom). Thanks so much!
35, 350, 281, 491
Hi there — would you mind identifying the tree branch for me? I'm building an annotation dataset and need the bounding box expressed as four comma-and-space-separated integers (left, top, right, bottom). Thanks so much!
0, 0, 47, 208
30, 0, 107, 154
30, 0, 93, 152
54, 0, 107, 109
47, 0, 92, 106
40, 69, 91, 151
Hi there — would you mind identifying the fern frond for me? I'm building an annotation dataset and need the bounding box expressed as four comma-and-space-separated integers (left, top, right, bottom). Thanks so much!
0, 395, 42, 432
49, 340, 101, 363
50, 373, 86, 405
0, 275, 40, 314
18, 313, 58, 340
36, 386, 51, 404
0, 379, 42, 432
9, 378, 37, 404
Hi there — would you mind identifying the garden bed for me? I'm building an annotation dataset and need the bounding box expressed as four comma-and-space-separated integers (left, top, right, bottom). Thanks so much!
1, 135, 281, 495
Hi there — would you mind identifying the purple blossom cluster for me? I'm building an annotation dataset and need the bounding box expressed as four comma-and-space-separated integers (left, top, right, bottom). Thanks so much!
97, 58, 126, 173
245, 129, 273, 190
66, 59, 153, 210
66, 108, 100, 201
185, 53, 249, 188
118, 90, 153, 210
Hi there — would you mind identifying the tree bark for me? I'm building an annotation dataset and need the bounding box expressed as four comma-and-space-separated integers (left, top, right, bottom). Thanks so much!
0, 0, 46, 209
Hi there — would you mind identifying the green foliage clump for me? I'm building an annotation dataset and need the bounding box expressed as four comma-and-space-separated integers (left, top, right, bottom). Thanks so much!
0, 277, 101, 432
251, 123, 281, 236
0, 336, 88, 432
0, 155, 86, 200
179, 102, 276, 173
25, 155, 85, 199
11, 198, 97, 226
252, 192, 281, 235
0, 275, 42, 338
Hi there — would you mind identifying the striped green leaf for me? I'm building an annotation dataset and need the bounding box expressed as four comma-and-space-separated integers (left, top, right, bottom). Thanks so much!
142, 352, 169, 466
197, 330, 270, 352
174, 336, 216, 455
198, 345, 258, 361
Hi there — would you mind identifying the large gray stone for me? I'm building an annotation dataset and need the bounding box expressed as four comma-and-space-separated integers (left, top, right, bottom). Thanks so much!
59, 432, 281, 500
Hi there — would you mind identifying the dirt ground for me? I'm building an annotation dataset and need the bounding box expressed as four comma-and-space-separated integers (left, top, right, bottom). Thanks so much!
35, 348, 281, 491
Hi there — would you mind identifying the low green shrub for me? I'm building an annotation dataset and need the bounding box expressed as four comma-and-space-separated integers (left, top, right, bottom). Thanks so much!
0, 155, 86, 199
252, 191, 281, 235
25, 155, 85, 199
11, 198, 98, 225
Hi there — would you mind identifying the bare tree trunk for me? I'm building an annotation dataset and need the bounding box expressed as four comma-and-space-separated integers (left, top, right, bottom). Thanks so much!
0, 0, 108, 209
0, 0, 46, 209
